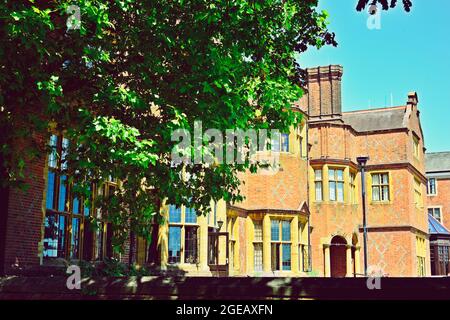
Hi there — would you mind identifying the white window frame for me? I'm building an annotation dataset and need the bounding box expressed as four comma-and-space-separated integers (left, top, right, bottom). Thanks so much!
427, 178, 438, 196
428, 206, 443, 224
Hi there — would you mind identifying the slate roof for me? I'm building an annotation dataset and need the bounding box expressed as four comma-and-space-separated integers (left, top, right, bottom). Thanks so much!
425, 152, 450, 173
428, 214, 450, 235
342, 106, 407, 133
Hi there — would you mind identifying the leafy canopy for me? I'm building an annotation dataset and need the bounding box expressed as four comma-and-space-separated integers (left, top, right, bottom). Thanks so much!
0, 0, 338, 251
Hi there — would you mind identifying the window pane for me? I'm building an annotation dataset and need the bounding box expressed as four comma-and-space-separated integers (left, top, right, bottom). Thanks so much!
372, 174, 380, 185
428, 179, 436, 194
46, 171, 56, 210
185, 207, 197, 223
281, 133, 289, 152
61, 138, 69, 170
329, 181, 336, 201
282, 244, 291, 271
428, 208, 433, 216
73, 197, 80, 214
43, 213, 66, 258
70, 217, 80, 259
254, 243, 263, 272
337, 182, 344, 202
281, 220, 291, 241
434, 209, 441, 222
382, 186, 389, 201
58, 175, 67, 212
271, 134, 280, 152
168, 226, 181, 264
184, 226, 198, 264
271, 243, 280, 271
48, 135, 58, 168
169, 205, 181, 223
271, 220, 280, 241
372, 186, 380, 201
336, 170, 344, 181
254, 221, 263, 242
315, 182, 323, 201
382, 174, 389, 185
329, 169, 335, 180
315, 169, 322, 180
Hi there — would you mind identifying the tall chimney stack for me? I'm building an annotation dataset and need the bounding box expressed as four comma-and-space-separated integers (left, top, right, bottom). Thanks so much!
299, 65, 343, 119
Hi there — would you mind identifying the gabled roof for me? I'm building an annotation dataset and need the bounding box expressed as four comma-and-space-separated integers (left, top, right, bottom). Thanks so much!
342, 106, 407, 133
426, 152, 450, 173
428, 214, 450, 235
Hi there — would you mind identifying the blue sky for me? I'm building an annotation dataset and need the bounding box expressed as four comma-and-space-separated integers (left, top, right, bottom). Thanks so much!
298, 0, 450, 152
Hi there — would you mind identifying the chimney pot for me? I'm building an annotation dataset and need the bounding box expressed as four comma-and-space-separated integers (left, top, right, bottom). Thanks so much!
407, 91, 418, 106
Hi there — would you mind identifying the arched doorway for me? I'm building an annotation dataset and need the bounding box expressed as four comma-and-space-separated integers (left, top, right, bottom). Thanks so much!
330, 236, 347, 277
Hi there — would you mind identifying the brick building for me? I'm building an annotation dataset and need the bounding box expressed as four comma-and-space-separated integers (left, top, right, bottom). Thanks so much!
0, 65, 433, 277
426, 152, 450, 275
298, 66, 429, 277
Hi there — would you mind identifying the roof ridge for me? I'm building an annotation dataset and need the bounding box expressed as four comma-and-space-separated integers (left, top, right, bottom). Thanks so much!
343, 105, 406, 115
428, 213, 450, 234
426, 151, 450, 155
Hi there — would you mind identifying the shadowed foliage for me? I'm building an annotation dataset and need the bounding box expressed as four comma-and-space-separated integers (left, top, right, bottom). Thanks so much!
356, 0, 413, 12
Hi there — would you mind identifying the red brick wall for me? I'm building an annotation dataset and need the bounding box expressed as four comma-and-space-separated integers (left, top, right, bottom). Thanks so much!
427, 178, 450, 228
237, 152, 308, 211
3, 140, 46, 273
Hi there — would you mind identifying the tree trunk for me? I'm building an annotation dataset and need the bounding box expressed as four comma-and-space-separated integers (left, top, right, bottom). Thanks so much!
128, 231, 136, 266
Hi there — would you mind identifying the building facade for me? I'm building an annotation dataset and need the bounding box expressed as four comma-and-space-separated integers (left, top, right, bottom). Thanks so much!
425, 152, 450, 275
0, 65, 433, 277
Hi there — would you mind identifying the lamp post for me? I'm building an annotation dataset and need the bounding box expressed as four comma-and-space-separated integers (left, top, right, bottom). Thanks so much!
357, 156, 370, 277
217, 220, 224, 232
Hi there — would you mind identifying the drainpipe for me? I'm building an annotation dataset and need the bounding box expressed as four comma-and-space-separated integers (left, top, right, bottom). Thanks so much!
357, 156, 370, 277
305, 120, 312, 272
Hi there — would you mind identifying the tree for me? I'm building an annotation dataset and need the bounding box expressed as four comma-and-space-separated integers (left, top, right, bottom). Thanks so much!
356, 0, 413, 12
1, 0, 337, 256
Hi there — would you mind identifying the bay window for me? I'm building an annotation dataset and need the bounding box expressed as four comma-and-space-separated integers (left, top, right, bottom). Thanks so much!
329, 168, 344, 202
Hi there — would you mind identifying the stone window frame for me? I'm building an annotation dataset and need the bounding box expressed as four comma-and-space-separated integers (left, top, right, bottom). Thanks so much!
416, 236, 427, 277
228, 216, 237, 271
413, 176, 423, 208
167, 204, 199, 265
313, 168, 323, 202
270, 219, 292, 271
298, 222, 310, 272
427, 178, 438, 196
252, 219, 263, 272
368, 171, 393, 204
328, 167, 345, 203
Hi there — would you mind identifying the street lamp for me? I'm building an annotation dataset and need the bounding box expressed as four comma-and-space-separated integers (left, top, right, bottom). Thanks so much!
217, 220, 224, 232
357, 156, 370, 277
